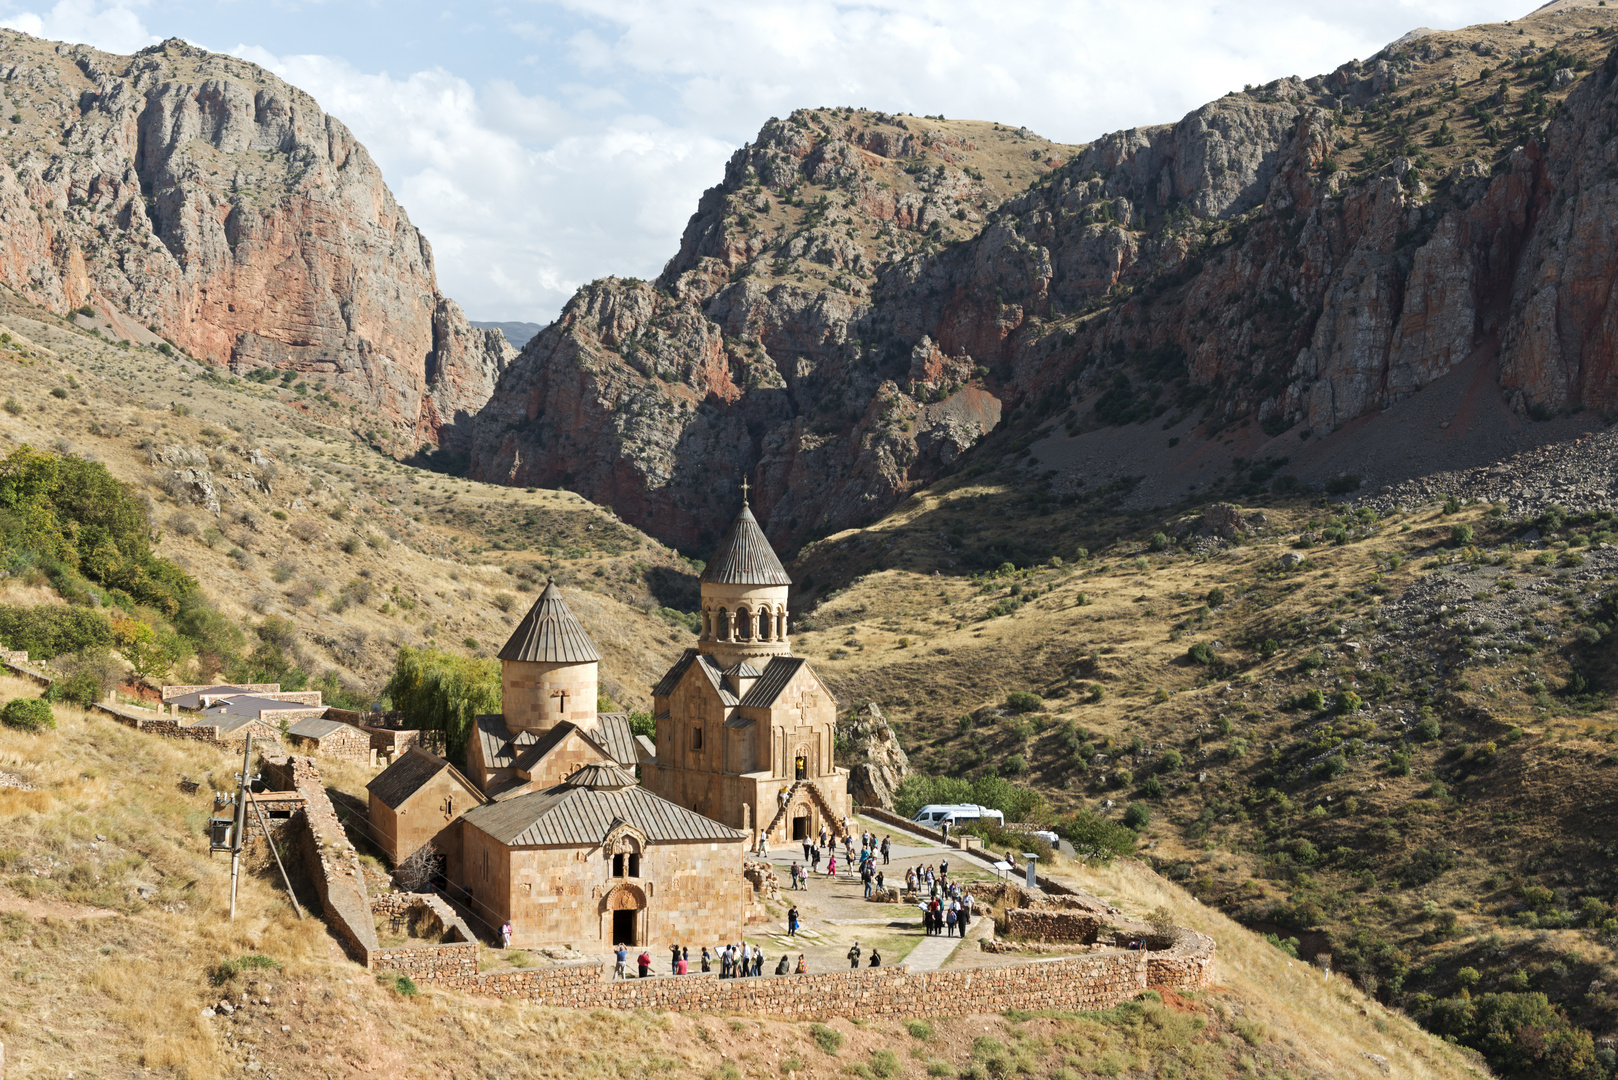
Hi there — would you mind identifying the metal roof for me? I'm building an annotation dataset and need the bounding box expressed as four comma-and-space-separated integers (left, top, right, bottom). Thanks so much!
651, 649, 699, 698
699, 505, 792, 586
565, 762, 637, 789
695, 654, 739, 705
460, 781, 746, 847
366, 746, 483, 810
738, 657, 808, 708
166, 684, 254, 710
723, 661, 761, 678
285, 717, 355, 741
197, 695, 320, 719
590, 712, 640, 766
497, 582, 602, 663
475, 714, 538, 770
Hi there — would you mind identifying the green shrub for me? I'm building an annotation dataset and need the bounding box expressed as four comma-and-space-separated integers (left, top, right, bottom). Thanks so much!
1415, 714, 1442, 742
1206, 586, 1227, 607
1148, 532, 1171, 552
811, 1024, 844, 1055
1004, 691, 1043, 713
1450, 524, 1475, 548
1300, 649, 1325, 671
210, 954, 280, 986
1335, 690, 1364, 714
870, 1050, 900, 1079
1303, 688, 1326, 711
1187, 642, 1214, 665
1, 697, 53, 732
1315, 753, 1348, 779
1158, 748, 1183, 772
1143, 776, 1163, 798
1442, 495, 1460, 515
1055, 810, 1136, 862
906, 1020, 934, 1040
1122, 802, 1150, 829
382, 646, 500, 764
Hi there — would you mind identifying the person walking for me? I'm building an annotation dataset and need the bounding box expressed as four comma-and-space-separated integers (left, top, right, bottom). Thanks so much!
671, 943, 681, 974
881, 835, 891, 865
787, 904, 800, 937
802, 837, 813, 863
827, 853, 836, 878
753, 944, 765, 977
614, 944, 629, 979
775, 954, 791, 975
941, 819, 951, 844
862, 864, 873, 899
847, 940, 861, 969
790, 861, 801, 889
811, 845, 821, 873
701, 946, 712, 973
501, 921, 513, 949
637, 949, 652, 978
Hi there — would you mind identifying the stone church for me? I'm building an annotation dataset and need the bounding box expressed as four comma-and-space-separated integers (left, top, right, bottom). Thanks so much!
640, 495, 851, 845
367, 581, 750, 948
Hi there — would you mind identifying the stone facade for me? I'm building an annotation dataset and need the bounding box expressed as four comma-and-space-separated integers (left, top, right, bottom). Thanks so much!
367, 752, 483, 867
288, 723, 371, 763
458, 825, 750, 951
502, 659, 599, 735
382, 930, 1215, 1017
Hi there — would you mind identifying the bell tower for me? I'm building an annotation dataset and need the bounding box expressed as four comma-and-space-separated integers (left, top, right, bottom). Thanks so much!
698, 480, 793, 669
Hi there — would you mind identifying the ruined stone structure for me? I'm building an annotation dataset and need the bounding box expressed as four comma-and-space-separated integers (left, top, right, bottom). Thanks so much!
641, 495, 851, 843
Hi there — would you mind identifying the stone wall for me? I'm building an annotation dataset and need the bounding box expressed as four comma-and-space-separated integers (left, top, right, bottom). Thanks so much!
289, 723, 372, 764
368, 892, 479, 980
406, 933, 1215, 1017
95, 702, 283, 748
1003, 909, 1103, 944
162, 682, 282, 701
259, 752, 377, 960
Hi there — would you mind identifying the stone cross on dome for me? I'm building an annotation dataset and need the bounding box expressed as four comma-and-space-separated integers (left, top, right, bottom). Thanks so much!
740, 477, 750, 505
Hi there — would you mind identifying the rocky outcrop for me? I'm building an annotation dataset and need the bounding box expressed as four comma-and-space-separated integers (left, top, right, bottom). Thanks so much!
468, 11, 1618, 551
841, 701, 909, 810
0, 31, 510, 444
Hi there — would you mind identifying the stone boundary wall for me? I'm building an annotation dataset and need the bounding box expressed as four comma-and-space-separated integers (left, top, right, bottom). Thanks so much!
396, 932, 1214, 1017
1004, 909, 1103, 943
255, 706, 327, 726
96, 701, 284, 748
259, 752, 377, 960
368, 893, 478, 980
0, 654, 53, 687
162, 682, 282, 701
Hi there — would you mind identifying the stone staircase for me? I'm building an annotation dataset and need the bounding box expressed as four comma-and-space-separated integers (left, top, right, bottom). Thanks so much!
761, 779, 847, 841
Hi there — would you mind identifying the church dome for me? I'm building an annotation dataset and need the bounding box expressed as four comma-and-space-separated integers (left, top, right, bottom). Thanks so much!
700, 505, 791, 586
498, 581, 602, 663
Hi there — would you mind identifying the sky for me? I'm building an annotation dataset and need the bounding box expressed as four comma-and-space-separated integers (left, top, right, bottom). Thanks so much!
0, 0, 1530, 324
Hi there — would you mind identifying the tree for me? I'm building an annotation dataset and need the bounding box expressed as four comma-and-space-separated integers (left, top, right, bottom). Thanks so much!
112, 615, 186, 682
1122, 802, 1151, 829
1056, 810, 1136, 863
383, 647, 501, 764
1004, 691, 1043, 713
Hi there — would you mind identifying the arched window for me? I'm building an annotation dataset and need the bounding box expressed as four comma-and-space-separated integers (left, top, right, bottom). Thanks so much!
736, 606, 752, 640
701, 608, 712, 639
718, 608, 731, 640
757, 608, 770, 640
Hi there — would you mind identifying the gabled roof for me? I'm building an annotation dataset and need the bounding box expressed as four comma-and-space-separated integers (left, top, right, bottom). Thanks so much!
196, 694, 320, 719
565, 762, 637, 789
498, 582, 602, 663
367, 746, 483, 810
512, 721, 582, 774
460, 779, 747, 847
738, 656, 809, 708
695, 654, 739, 705
723, 661, 761, 678
651, 649, 699, 698
700, 505, 792, 586
590, 712, 641, 767
474, 714, 538, 770
285, 716, 356, 741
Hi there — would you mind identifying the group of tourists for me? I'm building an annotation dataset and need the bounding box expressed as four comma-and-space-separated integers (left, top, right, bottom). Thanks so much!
845, 939, 882, 968
614, 942, 811, 978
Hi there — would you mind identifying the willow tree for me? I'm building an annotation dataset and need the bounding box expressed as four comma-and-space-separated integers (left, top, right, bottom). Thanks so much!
382, 647, 500, 764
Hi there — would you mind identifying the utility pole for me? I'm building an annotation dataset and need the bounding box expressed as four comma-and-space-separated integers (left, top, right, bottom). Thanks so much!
229, 735, 253, 920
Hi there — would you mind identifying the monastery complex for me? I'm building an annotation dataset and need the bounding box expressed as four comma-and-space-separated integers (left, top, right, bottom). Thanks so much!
365, 495, 851, 950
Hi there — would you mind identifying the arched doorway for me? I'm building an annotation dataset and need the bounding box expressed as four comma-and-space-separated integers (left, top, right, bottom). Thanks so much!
604, 883, 647, 946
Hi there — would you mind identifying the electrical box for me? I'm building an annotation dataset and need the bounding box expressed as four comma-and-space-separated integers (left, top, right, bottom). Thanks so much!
209, 816, 235, 852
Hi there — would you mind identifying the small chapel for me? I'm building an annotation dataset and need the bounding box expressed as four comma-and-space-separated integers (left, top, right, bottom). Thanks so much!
640, 487, 852, 846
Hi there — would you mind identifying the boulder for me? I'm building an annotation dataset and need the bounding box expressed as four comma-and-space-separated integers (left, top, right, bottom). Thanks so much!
842, 702, 909, 809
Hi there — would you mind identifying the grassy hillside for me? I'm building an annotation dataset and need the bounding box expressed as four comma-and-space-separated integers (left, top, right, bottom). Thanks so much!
0, 680, 1489, 1080
0, 286, 697, 710
791, 469, 1618, 1078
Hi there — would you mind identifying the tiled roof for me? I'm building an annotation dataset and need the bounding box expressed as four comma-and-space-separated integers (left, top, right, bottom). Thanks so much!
589, 712, 640, 767
566, 762, 637, 789
461, 781, 746, 847
700, 506, 792, 586
738, 656, 808, 708
285, 717, 354, 740
366, 746, 482, 810
497, 582, 602, 663
651, 649, 699, 698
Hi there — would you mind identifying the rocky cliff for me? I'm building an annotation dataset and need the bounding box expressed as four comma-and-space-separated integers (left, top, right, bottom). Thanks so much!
0, 31, 510, 445
467, 6, 1618, 552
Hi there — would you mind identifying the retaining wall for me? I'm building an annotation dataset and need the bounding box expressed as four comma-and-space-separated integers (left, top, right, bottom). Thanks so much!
1003, 909, 1103, 943
368, 893, 478, 980
96, 702, 282, 748
389, 931, 1214, 1017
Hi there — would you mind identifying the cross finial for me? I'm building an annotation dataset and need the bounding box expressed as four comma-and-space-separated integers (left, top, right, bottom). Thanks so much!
740, 477, 750, 505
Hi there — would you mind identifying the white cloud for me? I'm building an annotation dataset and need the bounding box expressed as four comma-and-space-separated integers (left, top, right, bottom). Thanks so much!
0, 0, 157, 54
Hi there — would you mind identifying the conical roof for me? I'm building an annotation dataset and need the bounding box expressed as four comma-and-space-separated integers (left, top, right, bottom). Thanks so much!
498, 582, 602, 663
700, 505, 792, 586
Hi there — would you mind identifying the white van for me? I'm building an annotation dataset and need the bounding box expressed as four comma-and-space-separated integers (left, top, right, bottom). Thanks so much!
912, 804, 1005, 829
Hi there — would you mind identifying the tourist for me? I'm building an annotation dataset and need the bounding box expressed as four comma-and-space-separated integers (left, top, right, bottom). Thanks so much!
862, 865, 873, 899
905, 867, 917, 893
827, 853, 837, 878
946, 906, 958, 938
802, 837, 813, 863
720, 947, 732, 978
847, 940, 861, 969
637, 949, 652, 977
881, 836, 891, 865
787, 904, 800, 937
759, 834, 771, 858
701, 946, 712, 973
501, 921, 512, 949
875, 870, 884, 894
811, 845, 821, 873
614, 944, 629, 979
869, 948, 881, 968
790, 860, 802, 889
796, 954, 808, 974
671, 943, 682, 974
941, 820, 951, 843
753, 944, 766, 977
819, 825, 828, 849
940, 857, 949, 878
683, 945, 690, 967
676, 952, 689, 975
776, 954, 791, 976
